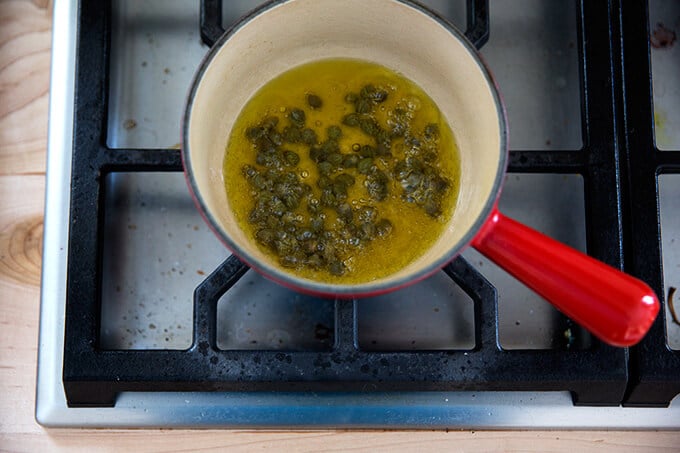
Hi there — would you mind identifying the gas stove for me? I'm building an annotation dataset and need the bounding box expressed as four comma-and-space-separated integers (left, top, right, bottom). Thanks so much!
36, 0, 680, 428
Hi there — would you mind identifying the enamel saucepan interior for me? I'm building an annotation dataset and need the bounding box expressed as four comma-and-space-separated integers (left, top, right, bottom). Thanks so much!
182, 0, 659, 347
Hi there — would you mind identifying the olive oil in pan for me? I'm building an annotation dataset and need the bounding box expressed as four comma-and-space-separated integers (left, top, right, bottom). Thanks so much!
224, 58, 460, 283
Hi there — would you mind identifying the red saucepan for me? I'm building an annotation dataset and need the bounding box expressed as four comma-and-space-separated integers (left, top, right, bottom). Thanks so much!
182, 0, 659, 347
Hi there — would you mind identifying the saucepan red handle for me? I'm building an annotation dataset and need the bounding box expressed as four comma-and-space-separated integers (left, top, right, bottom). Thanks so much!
471, 208, 659, 347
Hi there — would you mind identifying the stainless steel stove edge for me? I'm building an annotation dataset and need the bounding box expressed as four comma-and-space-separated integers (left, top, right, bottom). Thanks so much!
35, 0, 77, 428
34, 0, 680, 429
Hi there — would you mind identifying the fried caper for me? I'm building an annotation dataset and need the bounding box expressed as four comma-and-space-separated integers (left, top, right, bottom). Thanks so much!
424, 123, 440, 139
327, 125, 342, 140
355, 98, 372, 114
342, 154, 359, 168
283, 126, 302, 143
342, 113, 360, 127
365, 170, 389, 201
327, 152, 343, 166
376, 218, 393, 237
336, 202, 353, 223
289, 108, 306, 125
358, 206, 378, 223
335, 173, 356, 187
357, 157, 374, 175
283, 150, 300, 166
307, 93, 323, 109
301, 128, 318, 145
318, 161, 333, 175
359, 145, 375, 158
329, 260, 345, 276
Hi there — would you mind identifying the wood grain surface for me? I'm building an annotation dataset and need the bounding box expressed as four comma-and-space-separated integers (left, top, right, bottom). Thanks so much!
0, 1, 678, 451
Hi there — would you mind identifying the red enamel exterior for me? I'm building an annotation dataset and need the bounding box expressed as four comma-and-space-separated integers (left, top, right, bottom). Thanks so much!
471, 208, 660, 347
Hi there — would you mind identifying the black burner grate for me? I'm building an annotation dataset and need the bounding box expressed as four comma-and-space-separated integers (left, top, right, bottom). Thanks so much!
62, 0, 680, 408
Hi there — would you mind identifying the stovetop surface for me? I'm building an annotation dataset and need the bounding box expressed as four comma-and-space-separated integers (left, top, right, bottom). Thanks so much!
36, 0, 680, 428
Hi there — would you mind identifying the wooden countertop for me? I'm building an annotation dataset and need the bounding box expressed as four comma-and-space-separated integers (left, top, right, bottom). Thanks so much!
0, 1, 678, 450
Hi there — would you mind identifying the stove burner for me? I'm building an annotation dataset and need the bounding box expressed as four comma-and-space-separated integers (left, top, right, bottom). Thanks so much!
60, 0, 680, 409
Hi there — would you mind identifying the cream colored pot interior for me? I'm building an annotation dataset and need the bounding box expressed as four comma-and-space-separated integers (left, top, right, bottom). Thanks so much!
185, 0, 504, 293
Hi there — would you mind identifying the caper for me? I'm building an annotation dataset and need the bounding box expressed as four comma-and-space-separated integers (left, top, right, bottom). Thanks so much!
376, 218, 393, 237
332, 181, 348, 200
283, 150, 300, 166
405, 136, 422, 150
242, 164, 258, 179
362, 84, 388, 103
318, 161, 333, 175
282, 193, 300, 209
327, 125, 342, 140
246, 126, 266, 141
255, 136, 277, 154
280, 254, 301, 268
306, 254, 323, 268
423, 198, 442, 217
280, 211, 298, 225
283, 126, 302, 143
301, 128, 318, 145
289, 108, 305, 125
376, 143, 392, 157
422, 151, 437, 162
261, 116, 279, 130
322, 139, 340, 154
342, 154, 359, 168
358, 221, 376, 239
365, 171, 388, 201
402, 170, 424, 192
342, 113, 360, 127
433, 175, 450, 193
329, 260, 345, 276
307, 93, 323, 109
347, 236, 361, 247
268, 131, 283, 146
358, 206, 378, 223
320, 189, 337, 207
359, 117, 381, 137
376, 130, 391, 147
424, 123, 440, 139
248, 207, 264, 224
310, 215, 324, 232
360, 84, 376, 99
307, 197, 321, 214
335, 173, 356, 187
360, 145, 375, 158
256, 150, 277, 168
355, 98, 372, 114
269, 197, 286, 217
357, 157, 374, 175
255, 228, 276, 246
297, 229, 315, 242
317, 175, 332, 189
309, 147, 322, 162
372, 89, 388, 103
265, 214, 281, 229
327, 152, 343, 166
336, 202, 353, 223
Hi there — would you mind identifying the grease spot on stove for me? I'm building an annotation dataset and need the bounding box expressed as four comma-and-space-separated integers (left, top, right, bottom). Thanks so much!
651, 22, 677, 49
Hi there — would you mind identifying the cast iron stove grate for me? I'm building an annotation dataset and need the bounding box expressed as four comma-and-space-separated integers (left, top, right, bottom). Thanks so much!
62, 0, 680, 408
